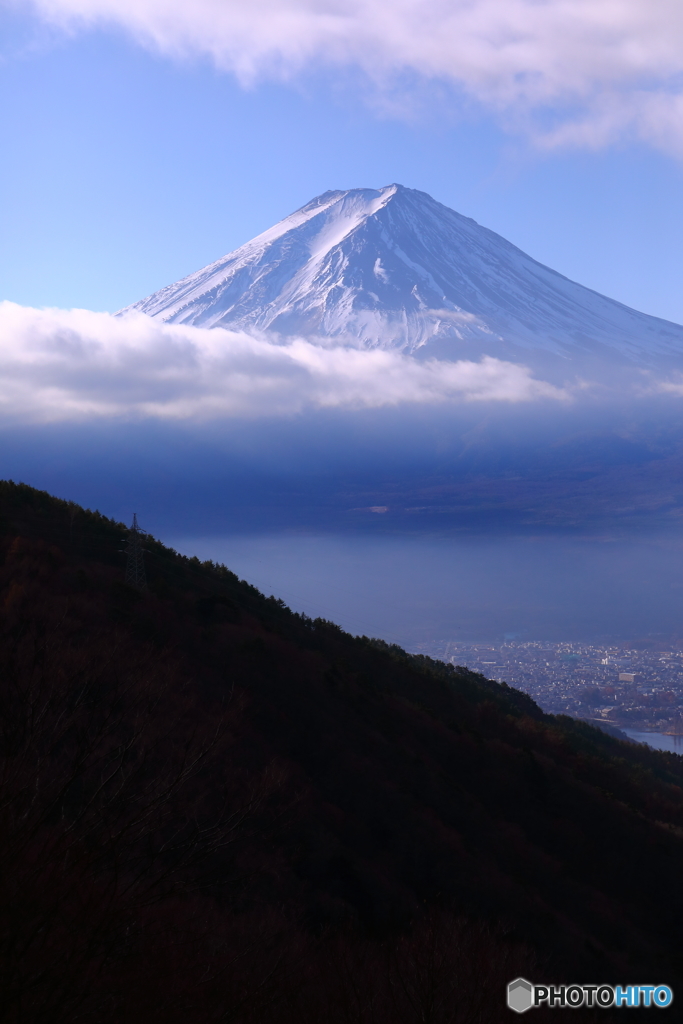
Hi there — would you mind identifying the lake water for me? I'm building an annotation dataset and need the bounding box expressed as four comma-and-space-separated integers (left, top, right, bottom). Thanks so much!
622, 730, 683, 754
169, 531, 683, 647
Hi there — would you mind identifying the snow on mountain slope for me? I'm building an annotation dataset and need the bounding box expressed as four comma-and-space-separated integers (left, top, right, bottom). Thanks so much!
121, 185, 683, 369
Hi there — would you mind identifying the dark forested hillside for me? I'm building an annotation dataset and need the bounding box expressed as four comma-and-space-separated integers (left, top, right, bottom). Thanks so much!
1, 480, 681, 1023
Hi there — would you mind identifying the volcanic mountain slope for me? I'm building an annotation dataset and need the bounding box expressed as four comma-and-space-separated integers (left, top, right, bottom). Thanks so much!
2, 480, 683, 1021
122, 184, 683, 369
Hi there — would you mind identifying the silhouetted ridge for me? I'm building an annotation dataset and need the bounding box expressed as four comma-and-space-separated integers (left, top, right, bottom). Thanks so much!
1, 479, 682, 1022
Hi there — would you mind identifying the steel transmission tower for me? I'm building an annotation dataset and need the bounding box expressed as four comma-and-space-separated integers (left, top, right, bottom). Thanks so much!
124, 513, 147, 591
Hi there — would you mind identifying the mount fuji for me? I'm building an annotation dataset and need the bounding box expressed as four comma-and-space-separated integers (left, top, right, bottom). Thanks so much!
122, 184, 683, 373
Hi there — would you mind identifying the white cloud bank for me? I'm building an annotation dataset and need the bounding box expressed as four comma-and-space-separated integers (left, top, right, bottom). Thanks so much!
15, 0, 683, 154
0, 302, 566, 422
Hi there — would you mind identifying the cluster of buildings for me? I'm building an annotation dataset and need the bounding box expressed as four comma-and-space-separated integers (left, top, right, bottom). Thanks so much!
414, 639, 683, 733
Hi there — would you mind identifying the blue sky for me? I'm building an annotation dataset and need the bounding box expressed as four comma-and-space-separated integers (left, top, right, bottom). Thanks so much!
2, 2, 683, 323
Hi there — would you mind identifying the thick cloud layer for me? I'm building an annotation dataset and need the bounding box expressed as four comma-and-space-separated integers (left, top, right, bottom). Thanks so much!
19, 0, 683, 154
0, 302, 566, 422
4, 300, 683, 542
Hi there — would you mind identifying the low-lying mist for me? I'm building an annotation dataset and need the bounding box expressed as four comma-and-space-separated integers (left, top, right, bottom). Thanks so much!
164, 531, 683, 646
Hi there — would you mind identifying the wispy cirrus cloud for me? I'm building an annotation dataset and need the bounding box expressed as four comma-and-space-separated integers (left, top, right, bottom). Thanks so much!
13, 0, 683, 154
0, 301, 566, 422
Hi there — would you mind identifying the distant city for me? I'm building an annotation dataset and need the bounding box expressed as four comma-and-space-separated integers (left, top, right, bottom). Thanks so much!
412, 639, 683, 740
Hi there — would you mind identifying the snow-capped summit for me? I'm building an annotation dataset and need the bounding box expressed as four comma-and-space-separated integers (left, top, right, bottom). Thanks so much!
122, 185, 683, 367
